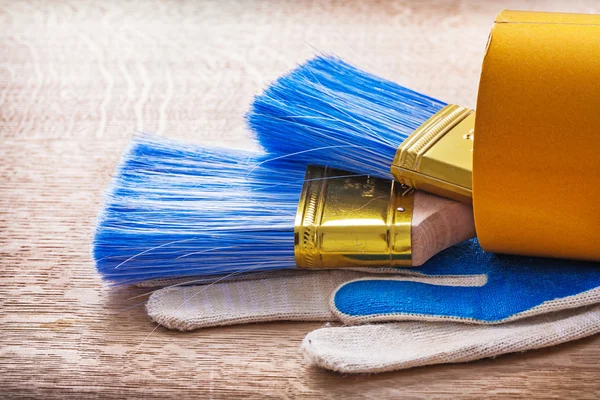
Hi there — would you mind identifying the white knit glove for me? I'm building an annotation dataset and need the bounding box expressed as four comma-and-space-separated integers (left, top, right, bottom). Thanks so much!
145, 268, 600, 374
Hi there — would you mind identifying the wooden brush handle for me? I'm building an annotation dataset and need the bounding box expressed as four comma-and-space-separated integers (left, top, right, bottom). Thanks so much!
411, 191, 476, 266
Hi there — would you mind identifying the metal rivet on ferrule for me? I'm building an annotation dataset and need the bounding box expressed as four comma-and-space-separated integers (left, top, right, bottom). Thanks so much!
397, 207, 405, 212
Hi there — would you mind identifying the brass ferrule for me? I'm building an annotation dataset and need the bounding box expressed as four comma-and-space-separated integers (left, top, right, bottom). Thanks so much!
391, 104, 474, 203
294, 166, 413, 269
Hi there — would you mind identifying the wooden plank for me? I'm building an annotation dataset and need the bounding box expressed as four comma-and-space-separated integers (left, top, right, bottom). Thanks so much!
2, 1, 600, 397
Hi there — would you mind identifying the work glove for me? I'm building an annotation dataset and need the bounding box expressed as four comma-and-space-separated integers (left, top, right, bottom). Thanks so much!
145, 239, 600, 374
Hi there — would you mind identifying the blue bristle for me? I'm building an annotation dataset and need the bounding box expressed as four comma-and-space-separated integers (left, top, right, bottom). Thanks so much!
93, 135, 307, 284
247, 55, 447, 179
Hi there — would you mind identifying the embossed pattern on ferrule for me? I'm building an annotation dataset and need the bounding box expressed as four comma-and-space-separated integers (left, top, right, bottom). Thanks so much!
294, 166, 413, 269
391, 104, 475, 203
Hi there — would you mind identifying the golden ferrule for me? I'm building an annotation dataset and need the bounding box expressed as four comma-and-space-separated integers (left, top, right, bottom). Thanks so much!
391, 104, 475, 203
294, 166, 413, 269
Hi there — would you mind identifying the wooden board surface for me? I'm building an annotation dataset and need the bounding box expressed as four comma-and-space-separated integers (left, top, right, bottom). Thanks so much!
2, 0, 600, 398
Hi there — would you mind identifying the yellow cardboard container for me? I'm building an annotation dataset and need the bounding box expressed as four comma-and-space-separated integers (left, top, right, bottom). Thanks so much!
474, 10, 600, 261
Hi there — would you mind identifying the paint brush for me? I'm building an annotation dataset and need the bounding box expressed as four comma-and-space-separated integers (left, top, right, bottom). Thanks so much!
247, 55, 474, 203
93, 135, 474, 284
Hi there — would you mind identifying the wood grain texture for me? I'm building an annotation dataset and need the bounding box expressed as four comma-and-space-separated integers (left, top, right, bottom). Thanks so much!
411, 191, 475, 266
2, 0, 600, 398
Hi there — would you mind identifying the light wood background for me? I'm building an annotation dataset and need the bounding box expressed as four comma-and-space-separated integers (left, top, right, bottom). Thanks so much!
2, 1, 600, 398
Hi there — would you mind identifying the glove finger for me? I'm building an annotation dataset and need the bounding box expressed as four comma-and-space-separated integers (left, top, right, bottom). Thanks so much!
137, 265, 433, 288
146, 270, 365, 330
331, 275, 489, 324
302, 304, 600, 374
137, 269, 314, 288
331, 277, 600, 325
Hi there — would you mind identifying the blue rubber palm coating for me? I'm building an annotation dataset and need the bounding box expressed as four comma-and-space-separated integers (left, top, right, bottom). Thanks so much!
334, 239, 600, 322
